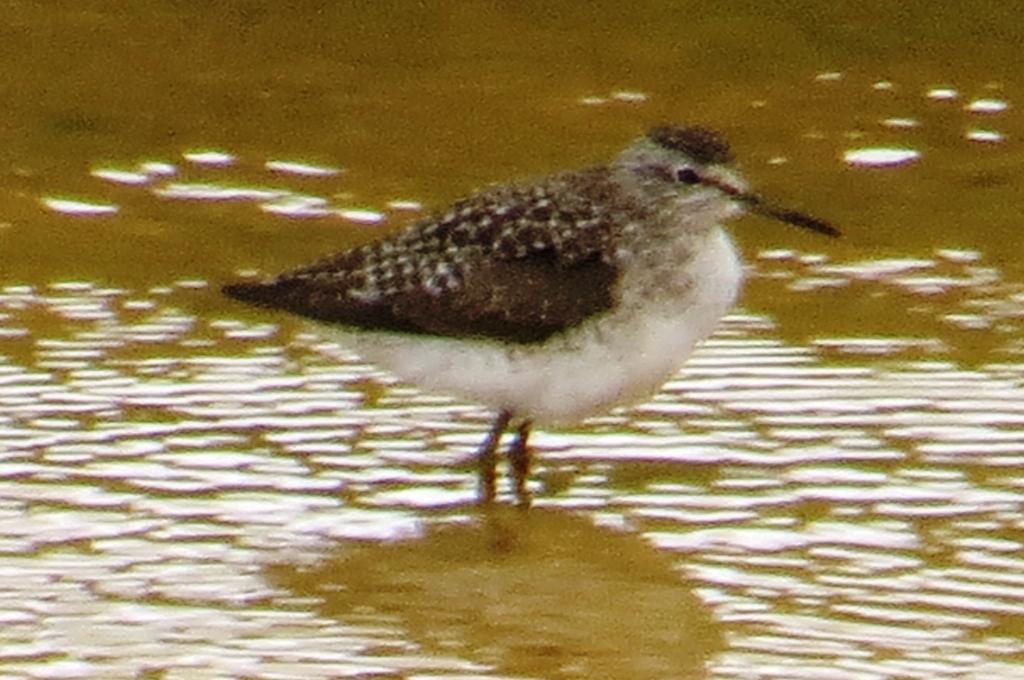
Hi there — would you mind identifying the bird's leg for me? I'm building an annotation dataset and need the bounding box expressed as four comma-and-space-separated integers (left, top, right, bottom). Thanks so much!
477, 410, 512, 504
507, 419, 533, 507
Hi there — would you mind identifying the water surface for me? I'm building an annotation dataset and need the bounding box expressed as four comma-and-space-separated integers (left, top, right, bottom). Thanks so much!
1, 2, 1023, 678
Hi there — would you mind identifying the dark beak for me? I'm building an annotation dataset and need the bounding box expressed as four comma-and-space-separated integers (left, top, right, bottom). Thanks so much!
698, 172, 840, 238
741, 193, 839, 237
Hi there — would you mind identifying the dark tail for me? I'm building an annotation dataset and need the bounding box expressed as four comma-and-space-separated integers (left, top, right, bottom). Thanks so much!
222, 279, 282, 307
222, 276, 338, 323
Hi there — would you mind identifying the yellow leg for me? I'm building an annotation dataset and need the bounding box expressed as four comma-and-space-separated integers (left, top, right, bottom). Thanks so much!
507, 419, 532, 507
477, 410, 511, 504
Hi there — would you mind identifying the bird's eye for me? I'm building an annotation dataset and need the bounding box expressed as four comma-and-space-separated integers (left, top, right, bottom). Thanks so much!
675, 167, 701, 185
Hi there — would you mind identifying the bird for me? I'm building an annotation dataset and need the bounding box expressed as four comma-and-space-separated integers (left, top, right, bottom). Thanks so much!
223, 123, 838, 506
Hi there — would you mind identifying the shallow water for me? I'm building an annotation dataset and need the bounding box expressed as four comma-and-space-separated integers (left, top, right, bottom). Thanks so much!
2, 2, 1024, 679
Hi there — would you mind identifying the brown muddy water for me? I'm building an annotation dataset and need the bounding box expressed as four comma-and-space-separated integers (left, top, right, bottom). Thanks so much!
2, 2, 1024, 679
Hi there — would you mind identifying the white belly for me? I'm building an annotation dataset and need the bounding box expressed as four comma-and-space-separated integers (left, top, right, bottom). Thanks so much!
326, 227, 743, 426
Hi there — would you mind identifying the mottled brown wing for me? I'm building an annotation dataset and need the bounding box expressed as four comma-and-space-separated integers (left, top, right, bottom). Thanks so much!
223, 168, 636, 343
224, 251, 617, 343
390, 252, 617, 342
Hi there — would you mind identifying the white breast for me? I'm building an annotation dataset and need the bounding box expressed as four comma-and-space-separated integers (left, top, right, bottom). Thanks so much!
328, 226, 743, 426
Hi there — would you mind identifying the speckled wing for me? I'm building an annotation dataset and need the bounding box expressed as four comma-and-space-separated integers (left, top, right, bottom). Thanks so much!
223, 168, 640, 344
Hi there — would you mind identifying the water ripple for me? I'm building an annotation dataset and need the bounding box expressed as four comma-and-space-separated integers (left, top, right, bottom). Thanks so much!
1, 251, 1023, 677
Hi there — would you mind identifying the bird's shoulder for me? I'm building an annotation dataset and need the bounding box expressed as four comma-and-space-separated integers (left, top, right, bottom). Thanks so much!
317, 165, 638, 276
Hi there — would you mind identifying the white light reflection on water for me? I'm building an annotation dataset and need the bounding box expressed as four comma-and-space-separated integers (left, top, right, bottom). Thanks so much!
966, 98, 1010, 114
182, 149, 237, 166
39, 197, 120, 216
967, 129, 1005, 143
264, 160, 343, 177
127, 156, 400, 224
1, 251, 1024, 677
152, 182, 289, 201
842, 147, 921, 167
926, 87, 959, 100
90, 168, 152, 185
259, 195, 332, 217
